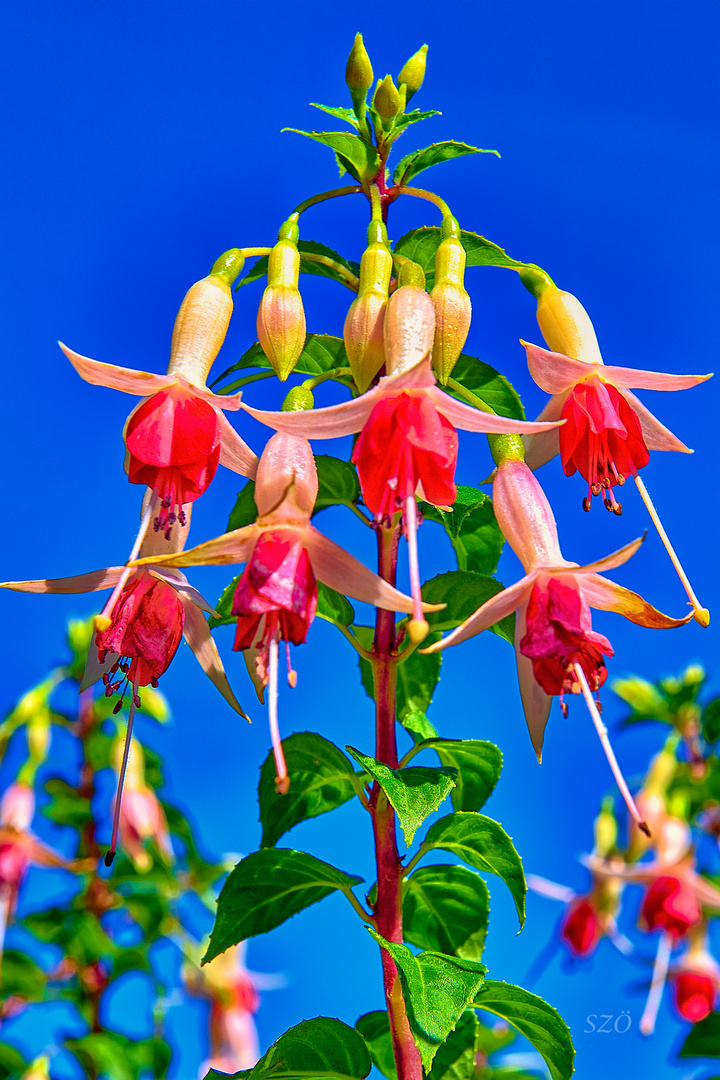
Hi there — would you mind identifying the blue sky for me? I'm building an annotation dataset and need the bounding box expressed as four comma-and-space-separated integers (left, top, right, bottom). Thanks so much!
1, 3, 719, 1078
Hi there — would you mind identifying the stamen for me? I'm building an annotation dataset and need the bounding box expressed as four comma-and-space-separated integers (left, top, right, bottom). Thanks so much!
94, 499, 155, 633
634, 475, 709, 626
404, 494, 429, 645
573, 662, 650, 836
285, 640, 297, 689
105, 692, 138, 867
640, 931, 673, 1035
268, 630, 290, 794
582, 495, 592, 513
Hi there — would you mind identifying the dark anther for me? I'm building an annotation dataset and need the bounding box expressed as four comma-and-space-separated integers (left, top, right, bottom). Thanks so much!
104, 685, 114, 697
151, 678, 158, 688
617, 473, 625, 486
133, 693, 141, 708
178, 510, 187, 526
596, 700, 603, 713
560, 700, 569, 719
601, 477, 610, 490
582, 497, 592, 512
113, 700, 123, 714
162, 498, 171, 509
104, 850, 115, 867
591, 482, 602, 496
164, 528, 172, 541
612, 503, 623, 516
153, 518, 161, 532
603, 498, 613, 511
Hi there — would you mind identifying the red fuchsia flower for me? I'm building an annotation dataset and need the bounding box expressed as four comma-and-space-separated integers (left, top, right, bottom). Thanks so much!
235, 286, 563, 640
60, 267, 258, 539
112, 737, 173, 873
560, 897, 601, 957
132, 432, 439, 793
670, 940, 720, 1023
528, 870, 631, 958
520, 284, 711, 625
422, 457, 691, 830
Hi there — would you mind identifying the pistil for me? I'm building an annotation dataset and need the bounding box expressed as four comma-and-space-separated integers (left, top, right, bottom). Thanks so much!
268, 630, 289, 794
403, 494, 429, 644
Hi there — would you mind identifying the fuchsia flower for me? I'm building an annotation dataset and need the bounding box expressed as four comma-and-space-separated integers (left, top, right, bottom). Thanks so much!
640, 875, 702, 939
133, 431, 436, 792
673, 970, 718, 1023
560, 897, 601, 957
60, 271, 258, 538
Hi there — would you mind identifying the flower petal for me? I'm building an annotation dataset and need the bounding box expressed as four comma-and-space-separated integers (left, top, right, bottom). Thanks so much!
522, 393, 568, 470
180, 381, 244, 412
523, 341, 596, 394
302, 527, 438, 615
131, 528, 260, 570
243, 646, 266, 705
60, 343, 175, 396
181, 600, 250, 720
620, 389, 692, 453
580, 573, 694, 628
689, 871, 720, 910
549, 535, 646, 577
151, 568, 218, 616
0, 567, 124, 594
422, 574, 536, 651
515, 598, 553, 762
217, 411, 259, 478
428, 386, 565, 435
240, 392, 376, 438
599, 365, 712, 393
80, 641, 119, 692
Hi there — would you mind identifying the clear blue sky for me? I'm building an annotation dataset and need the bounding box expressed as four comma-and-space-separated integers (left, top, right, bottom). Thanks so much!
1, 3, 719, 1078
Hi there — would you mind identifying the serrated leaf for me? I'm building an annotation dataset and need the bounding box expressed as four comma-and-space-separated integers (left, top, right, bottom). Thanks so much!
402, 711, 439, 745
420, 571, 515, 645
417, 739, 503, 812
419, 813, 526, 928
446, 354, 525, 420
235, 243, 360, 293
355, 1012, 396, 1080
204, 849, 363, 962
259, 733, 357, 847
403, 865, 489, 960
392, 109, 442, 133
678, 1011, 720, 1057
215, 333, 351, 394
0, 949, 46, 1000
393, 141, 498, 186
247, 1017, 372, 1080
315, 454, 362, 512
370, 929, 486, 1071
284, 129, 380, 182
421, 487, 504, 576
393, 226, 548, 291
346, 747, 456, 846
311, 102, 360, 128
428, 1009, 479, 1080
474, 981, 574, 1080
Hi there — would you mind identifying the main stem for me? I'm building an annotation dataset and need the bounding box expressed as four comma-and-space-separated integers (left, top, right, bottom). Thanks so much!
370, 524, 422, 1080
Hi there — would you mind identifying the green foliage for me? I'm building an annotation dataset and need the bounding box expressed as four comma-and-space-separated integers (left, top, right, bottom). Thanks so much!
428, 1010, 478, 1080
678, 1011, 720, 1057
403, 864, 489, 960
68, 1033, 171, 1080
393, 226, 548, 291
421, 571, 515, 645
420, 487, 504, 576
419, 813, 526, 928
475, 981, 575, 1080
446, 354, 525, 420
315, 455, 362, 513
0, 1044, 26, 1079
0, 949, 46, 1000
317, 582, 356, 629
402, 711, 439, 744
259, 733, 358, 847
393, 141, 499, 186
414, 739, 502, 812
216, 333, 350, 393
237, 240, 360, 291
44, 776, 92, 828
217, 1017, 372, 1080
704, 699, 720, 743
370, 929, 487, 1071
283, 129, 380, 182
346, 746, 457, 845
355, 1012, 396, 1080
356, 630, 443, 723
204, 848, 363, 962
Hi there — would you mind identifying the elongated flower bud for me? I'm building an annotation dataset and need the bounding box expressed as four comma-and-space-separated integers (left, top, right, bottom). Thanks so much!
373, 75, 401, 123
384, 285, 435, 375
168, 272, 234, 386
398, 44, 428, 102
346, 33, 373, 116
254, 432, 318, 521
593, 797, 618, 858
257, 221, 306, 381
520, 269, 602, 365
344, 222, 393, 392
430, 217, 472, 383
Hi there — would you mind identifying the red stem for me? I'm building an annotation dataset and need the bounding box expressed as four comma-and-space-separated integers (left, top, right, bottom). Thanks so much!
370, 525, 422, 1080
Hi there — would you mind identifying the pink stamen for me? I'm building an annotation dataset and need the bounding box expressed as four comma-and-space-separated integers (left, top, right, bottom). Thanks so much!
284, 639, 297, 689
105, 691, 138, 867
268, 630, 289, 794
640, 931, 673, 1035
404, 495, 424, 625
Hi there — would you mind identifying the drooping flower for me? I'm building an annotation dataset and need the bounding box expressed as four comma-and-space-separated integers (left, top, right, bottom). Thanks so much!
672, 969, 718, 1023
528, 866, 630, 959
640, 875, 702, 939
560, 897, 601, 957
520, 283, 711, 624
61, 264, 258, 538
132, 432, 440, 791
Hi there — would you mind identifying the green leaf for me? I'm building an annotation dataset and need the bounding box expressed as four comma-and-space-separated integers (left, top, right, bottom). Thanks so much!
416, 739, 503, 812
355, 1012, 396, 1080
68, 1034, 134, 1080
402, 711, 439, 745
315, 455, 362, 513
357, 636, 443, 722
0, 950, 46, 1000
0, 1043, 26, 1078
704, 699, 720, 743
311, 102, 360, 128
391, 109, 442, 134
403, 864, 489, 960
284, 130, 380, 182
248, 1017, 372, 1079
24, 909, 114, 964
209, 573, 240, 630
259, 733, 358, 847
369, 929, 486, 1071
678, 1011, 720, 1057
420, 487, 504, 576
393, 141, 498, 186
428, 1010, 479, 1080
236, 245, 360, 292
227, 479, 258, 529
419, 813, 526, 928
393, 226, 548, 292
346, 746, 456, 846
447, 354, 525, 420
216, 333, 351, 391
475, 981, 574, 1080
420, 571, 515, 645
204, 849, 363, 962
43, 777, 92, 828
316, 583, 356, 629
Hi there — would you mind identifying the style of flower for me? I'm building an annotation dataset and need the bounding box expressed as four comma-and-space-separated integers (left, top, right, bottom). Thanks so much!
60, 271, 258, 538
236, 286, 563, 636
132, 431, 440, 792
112, 738, 173, 873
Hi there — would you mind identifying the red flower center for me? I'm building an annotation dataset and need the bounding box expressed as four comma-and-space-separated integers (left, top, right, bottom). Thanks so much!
640, 875, 702, 938
125, 384, 221, 537
352, 392, 458, 519
96, 572, 185, 700
559, 376, 649, 514
673, 971, 717, 1022
561, 898, 601, 957
520, 576, 613, 699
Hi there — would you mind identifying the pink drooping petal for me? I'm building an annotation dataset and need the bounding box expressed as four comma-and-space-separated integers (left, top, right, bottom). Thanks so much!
423, 574, 536, 651
548, 535, 646, 578
427, 386, 564, 435
523, 342, 595, 394
0, 567, 124, 594
181, 600, 249, 720
151, 568, 219, 616
217, 412, 259, 478
302, 527, 433, 615
580, 574, 694, 628
620, 389, 692, 453
689, 872, 720, 910
241, 391, 377, 438
181, 383, 243, 412
514, 597, 553, 762
598, 364, 712, 393
132, 527, 261, 570
381, 357, 438, 390
522, 392, 568, 471
60, 343, 176, 396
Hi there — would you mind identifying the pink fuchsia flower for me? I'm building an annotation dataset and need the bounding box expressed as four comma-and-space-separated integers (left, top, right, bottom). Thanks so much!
132, 432, 440, 793
520, 284, 711, 625
560, 897, 601, 957
236, 286, 563, 638
528, 870, 631, 959
60, 267, 258, 538
640, 874, 702, 939
670, 938, 720, 1023
111, 737, 173, 873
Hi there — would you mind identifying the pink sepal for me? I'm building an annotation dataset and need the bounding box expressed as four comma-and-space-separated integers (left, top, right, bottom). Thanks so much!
0, 567, 124, 594
621, 390, 692, 453
580, 574, 694, 628
181, 601, 250, 720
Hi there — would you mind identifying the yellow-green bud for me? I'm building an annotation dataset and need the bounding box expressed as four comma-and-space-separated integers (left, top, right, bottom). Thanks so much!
398, 44, 427, 102
593, 798, 618, 858
257, 233, 307, 381
210, 248, 245, 287
344, 232, 393, 393
430, 219, 471, 383
645, 737, 679, 796
282, 385, 315, 411
346, 33, 373, 115
525, 275, 603, 366
27, 715, 51, 764
612, 675, 668, 720
373, 75, 401, 122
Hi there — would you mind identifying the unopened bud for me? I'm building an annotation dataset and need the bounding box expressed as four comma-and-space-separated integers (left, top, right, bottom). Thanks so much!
373, 75, 401, 123
384, 286, 435, 375
346, 33, 374, 115
645, 737, 679, 796
612, 675, 668, 720
593, 798, 618, 858
344, 223, 393, 393
257, 222, 307, 381
430, 218, 472, 383
521, 273, 603, 366
27, 715, 51, 764
282, 385, 315, 412
21, 1057, 51, 1080
168, 272, 233, 386
398, 44, 427, 102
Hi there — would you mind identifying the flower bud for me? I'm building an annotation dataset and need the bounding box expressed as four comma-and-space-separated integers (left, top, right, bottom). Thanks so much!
398, 44, 428, 102
373, 75, 401, 123
344, 223, 393, 393
0, 781, 34, 831
520, 272, 603, 366
430, 217, 472, 384
612, 675, 668, 720
346, 33, 373, 115
384, 286, 435, 375
21, 1058, 51, 1080
254, 433, 318, 521
257, 222, 307, 381
593, 797, 618, 858
168, 273, 233, 386
281, 385, 315, 412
